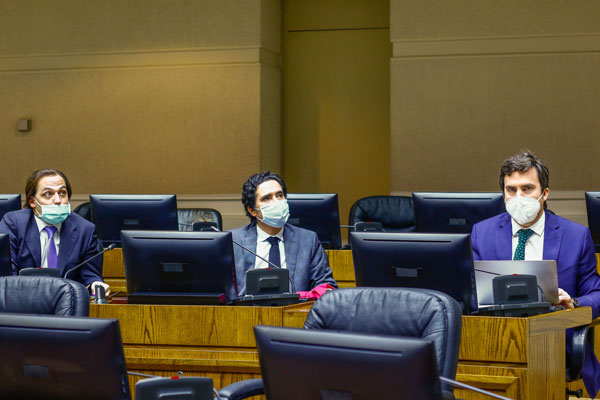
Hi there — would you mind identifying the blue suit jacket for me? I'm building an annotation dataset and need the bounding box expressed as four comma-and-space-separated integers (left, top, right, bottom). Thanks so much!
0, 209, 104, 287
230, 222, 338, 296
472, 211, 600, 397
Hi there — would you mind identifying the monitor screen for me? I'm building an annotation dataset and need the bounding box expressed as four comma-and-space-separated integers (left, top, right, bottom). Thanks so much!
255, 325, 442, 400
287, 193, 341, 249
0, 313, 130, 400
0, 194, 21, 222
413, 192, 505, 234
90, 194, 178, 246
121, 230, 238, 305
585, 192, 600, 252
350, 232, 478, 314
0, 233, 11, 276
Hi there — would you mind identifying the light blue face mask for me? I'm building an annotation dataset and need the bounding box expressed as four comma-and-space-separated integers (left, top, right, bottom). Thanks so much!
34, 198, 71, 225
256, 199, 290, 228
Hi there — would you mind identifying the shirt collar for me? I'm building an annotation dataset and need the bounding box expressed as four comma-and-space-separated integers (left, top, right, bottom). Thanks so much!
511, 211, 545, 237
256, 224, 284, 242
33, 213, 62, 234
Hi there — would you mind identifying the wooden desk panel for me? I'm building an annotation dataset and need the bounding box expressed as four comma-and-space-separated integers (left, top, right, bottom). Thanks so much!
91, 301, 589, 400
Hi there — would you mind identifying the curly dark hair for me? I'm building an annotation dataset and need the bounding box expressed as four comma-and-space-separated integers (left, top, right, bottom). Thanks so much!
241, 171, 287, 221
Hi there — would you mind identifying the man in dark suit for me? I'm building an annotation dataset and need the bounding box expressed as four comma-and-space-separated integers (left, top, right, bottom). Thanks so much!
471, 150, 600, 397
231, 171, 337, 295
0, 169, 109, 295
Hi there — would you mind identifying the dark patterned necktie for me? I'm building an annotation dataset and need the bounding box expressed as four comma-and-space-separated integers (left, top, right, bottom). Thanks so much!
43, 226, 58, 269
266, 236, 280, 268
513, 229, 534, 260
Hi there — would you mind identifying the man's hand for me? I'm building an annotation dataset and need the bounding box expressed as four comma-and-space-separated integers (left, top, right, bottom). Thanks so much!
90, 281, 111, 297
558, 288, 574, 309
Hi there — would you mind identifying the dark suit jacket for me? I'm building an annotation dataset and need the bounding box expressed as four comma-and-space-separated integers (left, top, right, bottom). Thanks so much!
230, 222, 337, 296
0, 209, 104, 287
472, 211, 600, 397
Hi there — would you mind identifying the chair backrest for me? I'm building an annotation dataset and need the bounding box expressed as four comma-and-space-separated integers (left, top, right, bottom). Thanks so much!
348, 195, 415, 232
73, 201, 93, 222
0, 276, 90, 316
177, 208, 223, 231
304, 287, 462, 393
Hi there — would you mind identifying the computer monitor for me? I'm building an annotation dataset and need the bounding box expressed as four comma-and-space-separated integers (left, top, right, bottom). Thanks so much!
0, 194, 21, 222
350, 232, 478, 314
90, 194, 178, 246
0, 233, 12, 276
287, 193, 341, 249
413, 192, 505, 234
254, 325, 442, 400
0, 313, 131, 400
585, 192, 600, 252
121, 230, 238, 305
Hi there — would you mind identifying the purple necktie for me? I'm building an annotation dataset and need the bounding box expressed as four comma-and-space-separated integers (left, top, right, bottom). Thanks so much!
43, 226, 58, 269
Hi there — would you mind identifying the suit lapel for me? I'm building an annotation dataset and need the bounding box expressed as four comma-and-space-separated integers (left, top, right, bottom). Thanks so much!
283, 225, 298, 280
242, 225, 258, 272
495, 213, 513, 260
543, 212, 562, 261
24, 213, 42, 266
58, 215, 78, 276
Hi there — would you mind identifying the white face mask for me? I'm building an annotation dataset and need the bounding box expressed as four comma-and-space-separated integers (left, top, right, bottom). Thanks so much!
505, 192, 544, 226
256, 199, 290, 228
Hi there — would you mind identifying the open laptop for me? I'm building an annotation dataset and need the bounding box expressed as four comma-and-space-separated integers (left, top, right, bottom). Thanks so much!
474, 260, 559, 306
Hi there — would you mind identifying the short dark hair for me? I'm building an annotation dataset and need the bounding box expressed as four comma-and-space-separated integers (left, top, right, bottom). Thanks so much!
499, 150, 549, 209
241, 171, 287, 221
24, 169, 72, 209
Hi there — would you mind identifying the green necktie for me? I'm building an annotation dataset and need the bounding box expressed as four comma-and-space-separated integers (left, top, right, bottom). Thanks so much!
513, 228, 534, 260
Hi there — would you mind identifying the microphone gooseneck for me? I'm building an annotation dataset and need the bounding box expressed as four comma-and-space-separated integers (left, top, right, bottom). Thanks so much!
210, 226, 296, 293
64, 243, 116, 281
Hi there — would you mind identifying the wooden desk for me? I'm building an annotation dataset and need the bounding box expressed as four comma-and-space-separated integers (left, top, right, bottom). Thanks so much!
91, 301, 589, 400
90, 302, 311, 397
101, 249, 356, 294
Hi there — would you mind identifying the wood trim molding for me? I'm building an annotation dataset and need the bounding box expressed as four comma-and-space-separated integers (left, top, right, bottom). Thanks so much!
0, 46, 281, 73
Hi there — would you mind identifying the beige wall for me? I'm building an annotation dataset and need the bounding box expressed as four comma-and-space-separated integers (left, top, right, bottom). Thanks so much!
283, 0, 391, 228
390, 0, 600, 193
0, 0, 281, 206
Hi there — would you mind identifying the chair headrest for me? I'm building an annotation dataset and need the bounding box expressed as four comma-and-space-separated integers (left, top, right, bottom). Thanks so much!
350, 196, 415, 229
0, 276, 90, 316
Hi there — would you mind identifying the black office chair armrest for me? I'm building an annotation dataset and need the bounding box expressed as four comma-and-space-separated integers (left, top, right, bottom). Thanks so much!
442, 390, 457, 400
566, 324, 589, 382
218, 378, 264, 400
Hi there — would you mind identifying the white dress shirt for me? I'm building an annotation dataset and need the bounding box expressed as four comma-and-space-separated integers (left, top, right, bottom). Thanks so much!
510, 211, 545, 260
254, 225, 287, 269
33, 215, 62, 268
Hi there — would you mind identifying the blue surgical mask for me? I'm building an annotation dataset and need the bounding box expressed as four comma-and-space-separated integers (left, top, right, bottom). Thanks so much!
34, 198, 71, 225
256, 199, 290, 228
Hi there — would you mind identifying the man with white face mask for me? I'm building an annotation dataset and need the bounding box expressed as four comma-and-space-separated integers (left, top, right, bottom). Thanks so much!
0, 169, 109, 295
231, 171, 337, 296
471, 150, 600, 397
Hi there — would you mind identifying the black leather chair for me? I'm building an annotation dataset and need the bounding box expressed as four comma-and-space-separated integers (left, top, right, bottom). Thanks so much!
73, 201, 93, 222
219, 287, 462, 400
177, 208, 223, 231
0, 276, 90, 316
348, 195, 415, 233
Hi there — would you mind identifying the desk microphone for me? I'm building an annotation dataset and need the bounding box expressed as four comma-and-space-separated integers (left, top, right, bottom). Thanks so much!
64, 243, 116, 281
209, 226, 296, 293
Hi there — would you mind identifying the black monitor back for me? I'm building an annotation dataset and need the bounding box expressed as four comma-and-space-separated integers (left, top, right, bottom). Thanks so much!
0, 194, 21, 222
255, 325, 442, 400
90, 194, 178, 246
287, 193, 341, 249
585, 192, 600, 252
350, 232, 478, 314
0, 313, 130, 400
413, 192, 505, 233
121, 230, 238, 304
0, 233, 11, 276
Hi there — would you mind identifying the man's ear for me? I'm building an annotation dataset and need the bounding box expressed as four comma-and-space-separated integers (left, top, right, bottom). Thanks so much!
248, 206, 257, 218
27, 196, 36, 209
